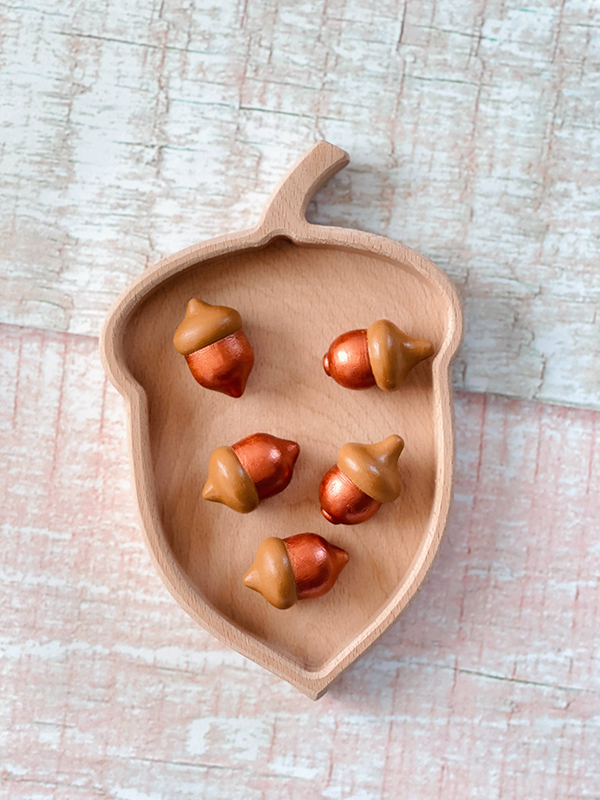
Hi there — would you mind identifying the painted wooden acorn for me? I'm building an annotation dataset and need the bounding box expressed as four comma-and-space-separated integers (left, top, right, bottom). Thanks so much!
203, 433, 300, 513
323, 319, 434, 391
319, 435, 404, 525
244, 533, 349, 609
173, 298, 254, 397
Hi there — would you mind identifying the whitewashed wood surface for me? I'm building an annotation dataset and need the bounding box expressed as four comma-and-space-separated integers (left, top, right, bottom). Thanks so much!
1, 0, 599, 409
1, 322, 599, 799
2, 1, 599, 796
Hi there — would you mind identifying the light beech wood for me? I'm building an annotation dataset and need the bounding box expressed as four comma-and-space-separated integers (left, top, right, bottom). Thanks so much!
100, 141, 463, 699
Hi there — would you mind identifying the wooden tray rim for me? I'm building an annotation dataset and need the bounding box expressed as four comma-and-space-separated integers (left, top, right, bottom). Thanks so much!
100, 142, 463, 699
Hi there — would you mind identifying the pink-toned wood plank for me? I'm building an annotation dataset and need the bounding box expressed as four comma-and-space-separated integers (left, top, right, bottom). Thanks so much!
1, 322, 598, 799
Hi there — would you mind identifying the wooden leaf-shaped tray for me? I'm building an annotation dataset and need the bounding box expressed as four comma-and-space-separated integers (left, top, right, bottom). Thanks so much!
100, 142, 462, 699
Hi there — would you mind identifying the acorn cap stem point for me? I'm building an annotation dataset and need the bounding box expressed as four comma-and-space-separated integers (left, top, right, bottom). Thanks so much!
338, 435, 404, 504
243, 538, 297, 609
173, 298, 243, 355
243, 568, 260, 592
202, 445, 259, 513
367, 319, 433, 391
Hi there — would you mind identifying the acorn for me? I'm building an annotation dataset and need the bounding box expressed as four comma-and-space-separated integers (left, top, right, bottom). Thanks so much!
319, 435, 404, 525
202, 433, 300, 513
323, 319, 433, 391
243, 533, 349, 609
173, 298, 254, 397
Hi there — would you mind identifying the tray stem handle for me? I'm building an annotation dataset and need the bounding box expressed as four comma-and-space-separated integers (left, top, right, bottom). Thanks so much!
257, 141, 349, 237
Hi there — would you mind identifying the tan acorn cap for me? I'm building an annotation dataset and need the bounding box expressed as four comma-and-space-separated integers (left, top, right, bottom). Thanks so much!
202, 445, 259, 514
173, 298, 243, 356
337, 434, 404, 504
366, 319, 434, 391
243, 537, 298, 609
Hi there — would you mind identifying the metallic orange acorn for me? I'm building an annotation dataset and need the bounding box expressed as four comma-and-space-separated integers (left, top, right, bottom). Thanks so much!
319, 435, 404, 525
173, 298, 254, 397
203, 433, 300, 514
323, 319, 434, 391
243, 533, 349, 610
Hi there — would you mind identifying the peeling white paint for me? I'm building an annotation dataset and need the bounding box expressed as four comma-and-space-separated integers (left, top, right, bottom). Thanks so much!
0, 1, 599, 410
187, 717, 271, 763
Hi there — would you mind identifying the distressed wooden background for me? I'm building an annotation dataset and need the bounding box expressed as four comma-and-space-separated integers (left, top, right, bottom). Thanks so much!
1, 0, 599, 797
2, 325, 599, 798
2, 0, 600, 408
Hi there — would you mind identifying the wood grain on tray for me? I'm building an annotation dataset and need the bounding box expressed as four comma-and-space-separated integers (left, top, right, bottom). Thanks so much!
100, 142, 462, 697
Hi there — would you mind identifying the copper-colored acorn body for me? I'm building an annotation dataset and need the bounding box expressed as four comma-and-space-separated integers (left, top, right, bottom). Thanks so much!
319, 435, 404, 525
186, 329, 254, 398
322, 329, 376, 390
243, 533, 349, 609
202, 433, 300, 513
174, 298, 254, 397
319, 466, 382, 525
323, 320, 434, 392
